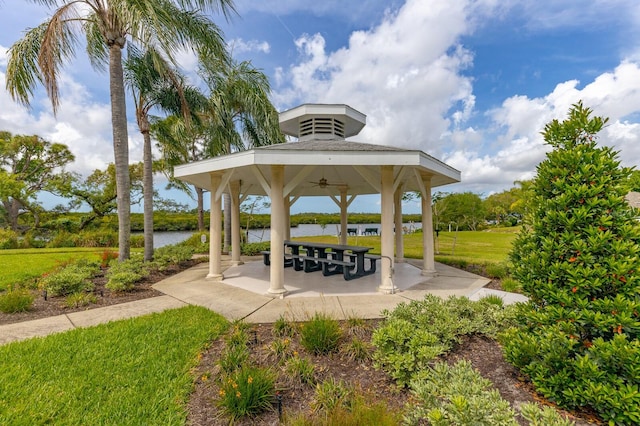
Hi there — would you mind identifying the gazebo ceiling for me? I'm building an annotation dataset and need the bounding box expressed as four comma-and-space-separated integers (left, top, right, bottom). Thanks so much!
174, 139, 461, 197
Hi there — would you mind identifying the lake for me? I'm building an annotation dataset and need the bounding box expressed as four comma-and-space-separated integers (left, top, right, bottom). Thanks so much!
153, 222, 422, 247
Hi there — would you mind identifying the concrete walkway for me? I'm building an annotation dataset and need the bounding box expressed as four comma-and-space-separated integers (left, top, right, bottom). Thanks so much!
0, 257, 525, 346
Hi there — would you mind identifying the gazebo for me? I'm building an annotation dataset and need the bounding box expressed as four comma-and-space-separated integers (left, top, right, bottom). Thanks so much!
174, 104, 461, 296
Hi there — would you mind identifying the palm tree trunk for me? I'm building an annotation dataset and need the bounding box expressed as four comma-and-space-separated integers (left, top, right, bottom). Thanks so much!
223, 193, 231, 253
109, 44, 131, 261
196, 186, 205, 231
142, 125, 154, 262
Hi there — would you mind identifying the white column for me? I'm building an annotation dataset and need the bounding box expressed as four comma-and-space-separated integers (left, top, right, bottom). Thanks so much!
421, 174, 437, 276
379, 165, 395, 293
339, 186, 348, 245
268, 165, 287, 295
284, 196, 291, 241
394, 185, 404, 263
229, 180, 243, 266
208, 173, 223, 279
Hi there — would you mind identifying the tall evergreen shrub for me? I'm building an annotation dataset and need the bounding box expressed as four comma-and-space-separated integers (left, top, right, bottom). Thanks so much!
503, 102, 640, 425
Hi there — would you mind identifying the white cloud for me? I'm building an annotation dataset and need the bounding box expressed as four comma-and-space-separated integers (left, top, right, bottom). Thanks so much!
229, 38, 270, 54
273, 0, 476, 158
0, 69, 142, 176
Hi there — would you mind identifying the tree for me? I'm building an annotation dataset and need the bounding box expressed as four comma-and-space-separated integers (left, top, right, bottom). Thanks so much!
439, 192, 485, 231
67, 163, 144, 231
504, 102, 640, 424
6, 0, 234, 261
0, 131, 74, 231
124, 46, 202, 261
483, 187, 523, 225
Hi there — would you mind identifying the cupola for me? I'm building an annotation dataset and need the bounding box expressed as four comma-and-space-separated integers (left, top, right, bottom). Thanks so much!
278, 104, 366, 141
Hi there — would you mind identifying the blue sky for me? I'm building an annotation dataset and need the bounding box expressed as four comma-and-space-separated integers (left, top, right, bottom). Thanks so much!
1, 0, 640, 214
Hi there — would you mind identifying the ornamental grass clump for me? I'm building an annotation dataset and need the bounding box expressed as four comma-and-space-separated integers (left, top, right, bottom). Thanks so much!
0, 286, 34, 313
503, 102, 640, 425
217, 366, 276, 420
300, 312, 342, 355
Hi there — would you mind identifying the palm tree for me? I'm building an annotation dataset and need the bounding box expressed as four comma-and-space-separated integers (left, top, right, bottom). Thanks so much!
124, 46, 201, 261
153, 59, 283, 240
201, 58, 284, 251
5, 0, 233, 261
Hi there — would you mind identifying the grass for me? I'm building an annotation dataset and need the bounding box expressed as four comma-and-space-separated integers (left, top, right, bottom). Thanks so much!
0, 306, 228, 425
289, 227, 518, 265
0, 248, 115, 291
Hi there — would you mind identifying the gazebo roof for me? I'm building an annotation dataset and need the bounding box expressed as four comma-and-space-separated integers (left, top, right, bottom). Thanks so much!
174, 139, 461, 197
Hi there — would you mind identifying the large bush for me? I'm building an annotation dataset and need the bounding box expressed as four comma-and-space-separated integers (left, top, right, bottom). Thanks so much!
504, 102, 640, 424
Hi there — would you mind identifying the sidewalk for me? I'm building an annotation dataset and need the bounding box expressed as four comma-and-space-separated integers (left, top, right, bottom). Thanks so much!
0, 258, 526, 346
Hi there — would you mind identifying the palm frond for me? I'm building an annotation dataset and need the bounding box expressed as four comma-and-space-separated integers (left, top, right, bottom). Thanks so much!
38, 2, 82, 112
84, 14, 109, 72
5, 22, 48, 107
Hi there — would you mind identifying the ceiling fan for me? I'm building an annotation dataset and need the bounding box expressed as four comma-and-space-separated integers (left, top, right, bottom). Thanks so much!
309, 177, 347, 189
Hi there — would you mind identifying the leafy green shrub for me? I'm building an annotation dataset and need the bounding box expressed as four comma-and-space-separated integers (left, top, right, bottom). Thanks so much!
505, 103, 640, 424
65, 292, 97, 308
152, 244, 194, 270
519, 402, 576, 426
0, 287, 34, 313
105, 256, 148, 292
300, 312, 342, 355
178, 232, 209, 253
372, 295, 516, 386
40, 261, 99, 296
404, 360, 517, 426
241, 241, 270, 256
0, 229, 19, 249
285, 355, 316, 385
217, 366, 276, 421
485, 262, 508, 279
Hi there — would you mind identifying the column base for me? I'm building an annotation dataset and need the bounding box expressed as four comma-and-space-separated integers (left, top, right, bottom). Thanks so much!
206, 273, 224, 280
231, 260, 244, 267
421, 269, 437, 277
378, 277, 396, 294
267, 287, 287, 298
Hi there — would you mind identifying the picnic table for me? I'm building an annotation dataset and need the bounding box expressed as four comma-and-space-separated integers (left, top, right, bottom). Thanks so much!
284, 240, 378, 280
262, 241, 379, 280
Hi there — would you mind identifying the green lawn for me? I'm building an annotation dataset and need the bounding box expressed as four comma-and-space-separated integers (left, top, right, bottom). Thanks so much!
291, 227, 518, 265
0, 247, 119, 291
0, 306, 228, 425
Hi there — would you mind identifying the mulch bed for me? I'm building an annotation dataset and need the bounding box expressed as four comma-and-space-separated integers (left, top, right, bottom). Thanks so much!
0, 259, 201, 326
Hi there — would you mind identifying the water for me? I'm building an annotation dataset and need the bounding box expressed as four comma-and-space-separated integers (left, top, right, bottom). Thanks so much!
152, 222, 423, 247
245, 222, 422, 243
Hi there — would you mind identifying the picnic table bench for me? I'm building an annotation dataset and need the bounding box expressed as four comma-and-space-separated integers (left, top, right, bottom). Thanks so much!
363, 227, 378, 235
